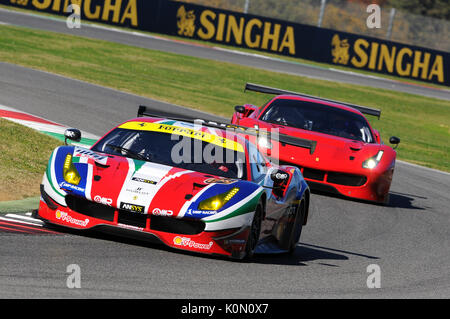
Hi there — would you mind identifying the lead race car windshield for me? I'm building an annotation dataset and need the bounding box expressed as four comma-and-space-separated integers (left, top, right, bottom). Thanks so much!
91, 122, 247, 179
261, 99, 375, 143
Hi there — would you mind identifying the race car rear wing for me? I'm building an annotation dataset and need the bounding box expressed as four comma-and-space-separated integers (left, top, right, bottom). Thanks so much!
137, 105, 317, 154
245, 82, 381, 119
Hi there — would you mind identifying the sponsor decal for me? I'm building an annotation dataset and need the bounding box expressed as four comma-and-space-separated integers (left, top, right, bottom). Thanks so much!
186, 209, 215, 216
274, 172, 289, 180
331, 34, 350, 65
64, 129, 79, 139
93, 195, 113, 206
131, 176, 157, 185
152, 208, 174, 217
120, 202, 145, 213
331, 34, 445, 83
176, 5, 296, 55
73, 148, 108, 165
173, 236, 213, 250
118, 122, 244, 153
117, 223, 144, 231
125, 187, 150, 196
204, 177, 237, 184
8, 0, 139, 27
59, 181, 85, 193
55, 210, 89, 227
177, 5, 196, 37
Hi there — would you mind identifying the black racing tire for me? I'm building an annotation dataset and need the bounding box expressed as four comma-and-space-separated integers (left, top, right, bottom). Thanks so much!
244, 200, 264, 260
383, 193, 391, 206
288, 195, 306, 255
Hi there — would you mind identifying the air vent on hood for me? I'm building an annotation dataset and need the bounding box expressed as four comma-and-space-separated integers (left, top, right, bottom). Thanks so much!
327, 172, 367, 186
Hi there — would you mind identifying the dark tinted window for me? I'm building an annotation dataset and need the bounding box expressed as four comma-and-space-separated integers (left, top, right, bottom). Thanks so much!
261, 99, 374, 143
247, 141, 268, 183
91, 128, 247, 179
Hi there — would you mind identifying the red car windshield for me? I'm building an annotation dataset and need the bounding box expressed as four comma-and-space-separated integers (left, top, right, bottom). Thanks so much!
260, 99, 375, 143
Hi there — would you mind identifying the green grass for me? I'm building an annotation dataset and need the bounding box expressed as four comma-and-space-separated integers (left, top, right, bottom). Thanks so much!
0, 118, 62, 201
0, 24, 449, 175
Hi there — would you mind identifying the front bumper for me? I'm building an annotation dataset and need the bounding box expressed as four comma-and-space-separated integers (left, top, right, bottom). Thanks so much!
288, 165, 394, 203
37, 188, 251, 259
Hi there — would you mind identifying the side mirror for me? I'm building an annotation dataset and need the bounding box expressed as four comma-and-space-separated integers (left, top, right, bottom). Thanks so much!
234, 105, 246, 114
64, 128, 81, 145
270, 170, 289, 198
270, 170, 289, 185
373, 129, 381, 144
389, 136, 400, 149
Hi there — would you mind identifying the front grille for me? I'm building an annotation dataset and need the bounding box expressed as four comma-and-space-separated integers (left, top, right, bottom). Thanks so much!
276, 160, 298, 168
302, 168, 326, 181
150, 215, 205, 235
327, 172, 367, 186
65, 195, 205, 234
66, 195, 115, 221
276, 161, 367, 187
118, 210, 147, 229
278, 161, 325, 181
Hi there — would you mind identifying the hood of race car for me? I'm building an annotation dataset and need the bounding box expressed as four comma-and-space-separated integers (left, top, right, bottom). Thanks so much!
43, 146, 262, 220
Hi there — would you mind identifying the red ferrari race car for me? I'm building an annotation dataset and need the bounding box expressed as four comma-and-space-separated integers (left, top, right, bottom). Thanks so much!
231, 83, 400, 204
36, 106, 315, 259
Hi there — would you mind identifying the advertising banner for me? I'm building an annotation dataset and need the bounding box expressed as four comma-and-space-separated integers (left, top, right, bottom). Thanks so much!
1, 0, 447, 86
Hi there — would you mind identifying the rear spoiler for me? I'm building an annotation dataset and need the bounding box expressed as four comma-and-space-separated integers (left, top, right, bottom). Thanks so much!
245, 82, 381, 119
137, 105, 317, 154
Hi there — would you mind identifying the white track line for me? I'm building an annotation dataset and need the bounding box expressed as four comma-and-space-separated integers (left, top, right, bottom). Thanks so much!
0, 216, 43, 227
5, 213, 44, 224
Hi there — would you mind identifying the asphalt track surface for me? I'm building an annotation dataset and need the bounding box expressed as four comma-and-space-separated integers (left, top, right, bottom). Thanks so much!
1, 62, 450, 299
0, 13, 449, 298
0, 7, 449, 102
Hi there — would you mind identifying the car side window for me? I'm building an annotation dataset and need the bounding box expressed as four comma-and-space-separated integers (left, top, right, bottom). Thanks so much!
247, 142, 267, 183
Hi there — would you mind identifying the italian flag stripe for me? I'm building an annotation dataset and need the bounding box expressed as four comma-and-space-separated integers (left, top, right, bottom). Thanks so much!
204, 188, 263, 223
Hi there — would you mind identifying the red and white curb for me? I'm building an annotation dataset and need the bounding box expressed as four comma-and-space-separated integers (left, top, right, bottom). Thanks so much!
0, 104, 100, 234
0, 212, 60, 235
0, 104, 99, 148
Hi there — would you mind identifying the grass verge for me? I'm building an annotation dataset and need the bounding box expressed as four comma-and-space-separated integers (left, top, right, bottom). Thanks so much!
0, 24, 448, 182
0, 118, 62, 201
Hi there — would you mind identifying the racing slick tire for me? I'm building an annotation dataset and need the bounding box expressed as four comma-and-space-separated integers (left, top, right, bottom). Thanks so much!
287, 195, 306, 255
244, 200, 264, 260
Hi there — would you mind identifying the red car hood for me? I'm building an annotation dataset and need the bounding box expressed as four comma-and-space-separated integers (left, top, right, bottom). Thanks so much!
48, 146, 255, 218
267, 125, 382, 172
88, 155, 215, 215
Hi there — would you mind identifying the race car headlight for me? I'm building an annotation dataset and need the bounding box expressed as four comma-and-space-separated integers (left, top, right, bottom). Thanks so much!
63, 153, 81, 185
362, 151, 384, 169
198, 187, 239, 211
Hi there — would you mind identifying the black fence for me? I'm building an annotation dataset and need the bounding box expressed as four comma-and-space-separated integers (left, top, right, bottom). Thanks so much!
1, 0, 448, 86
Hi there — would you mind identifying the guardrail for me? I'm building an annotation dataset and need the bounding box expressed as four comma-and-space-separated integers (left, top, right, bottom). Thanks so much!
1, 0, 448, 86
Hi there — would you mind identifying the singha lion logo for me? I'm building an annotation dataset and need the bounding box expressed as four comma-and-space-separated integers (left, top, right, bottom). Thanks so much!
331, 34, 350, 65
177, 5, 196, 37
